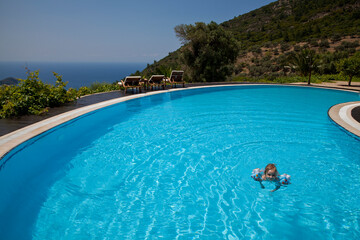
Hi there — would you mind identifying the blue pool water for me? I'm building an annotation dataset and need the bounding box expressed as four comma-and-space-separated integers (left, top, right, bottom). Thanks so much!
0, 85, 359, 239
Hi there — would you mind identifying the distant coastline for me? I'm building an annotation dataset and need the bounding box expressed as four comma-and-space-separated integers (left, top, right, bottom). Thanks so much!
0, 77, 19, 85
0, 62, 147, 88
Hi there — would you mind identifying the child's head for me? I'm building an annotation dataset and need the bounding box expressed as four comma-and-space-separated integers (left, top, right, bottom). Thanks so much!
264, 163, 279, 181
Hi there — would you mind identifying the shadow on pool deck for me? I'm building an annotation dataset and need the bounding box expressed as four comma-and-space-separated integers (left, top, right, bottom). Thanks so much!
0, 82, 359, 137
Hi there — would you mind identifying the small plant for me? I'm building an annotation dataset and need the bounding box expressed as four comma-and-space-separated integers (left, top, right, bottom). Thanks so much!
77, 86, 92, 96
280, 42, 291, 52
319, 39, 330, 48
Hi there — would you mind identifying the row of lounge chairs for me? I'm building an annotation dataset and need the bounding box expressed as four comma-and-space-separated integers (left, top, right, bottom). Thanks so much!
119, 70, 185, 94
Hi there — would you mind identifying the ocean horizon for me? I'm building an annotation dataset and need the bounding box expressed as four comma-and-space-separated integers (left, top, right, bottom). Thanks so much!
0, 61, 147, 89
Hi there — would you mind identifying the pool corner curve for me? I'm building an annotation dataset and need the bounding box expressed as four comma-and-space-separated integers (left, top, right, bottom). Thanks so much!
328, 101, 360, 137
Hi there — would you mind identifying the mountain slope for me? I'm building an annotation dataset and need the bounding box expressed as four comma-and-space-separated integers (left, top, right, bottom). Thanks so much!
142, 0, 360, 80
222, 0, 359, 46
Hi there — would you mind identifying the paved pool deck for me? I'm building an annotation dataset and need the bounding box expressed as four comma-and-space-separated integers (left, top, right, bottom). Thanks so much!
0, 81, 359, 158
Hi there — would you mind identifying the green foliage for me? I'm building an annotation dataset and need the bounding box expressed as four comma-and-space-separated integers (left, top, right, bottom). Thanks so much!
73, 82, 118, 97
231, 73, 360, 84
77, 86, 92, 96
141, 65, 173, 79
289, 49, 319, 84
0, 71, 77, 118
317, 52, 341, 74
280, 42, 291, 52
154, 65, 172, 78
88, 82, 118, 93
175, 21, 239, 82
319, 39, 330, 48
223, 0, 360, 48
66, 88, 78, 100
141, 51, 182, 78
0, 70, 123, 118
335, 41, 359, 53
336, 52, 360, 85
131, 70, 142, 76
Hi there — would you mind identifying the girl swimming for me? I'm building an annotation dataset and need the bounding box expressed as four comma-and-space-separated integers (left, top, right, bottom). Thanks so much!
251, 163, 290, 192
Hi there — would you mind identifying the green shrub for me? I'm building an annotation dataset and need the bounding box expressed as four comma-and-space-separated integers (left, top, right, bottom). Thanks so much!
335, 41, 359, 52
77, 86, 92, 96
280, 42, 291, 52
309, 39, 319, 47
319, 39, 330, 48
331, 34, 342, 42
89, 82, 118, 93
0, 71, 77, 118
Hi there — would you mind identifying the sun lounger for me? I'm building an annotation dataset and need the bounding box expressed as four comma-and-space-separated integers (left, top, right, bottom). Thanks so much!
119, 76, 143, 94
169, 70, 185, 88
148, 75, 165, 90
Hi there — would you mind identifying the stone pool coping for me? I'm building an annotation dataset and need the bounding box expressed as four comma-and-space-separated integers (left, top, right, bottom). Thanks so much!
1, 84, 359, 159
328, 102, 360, 137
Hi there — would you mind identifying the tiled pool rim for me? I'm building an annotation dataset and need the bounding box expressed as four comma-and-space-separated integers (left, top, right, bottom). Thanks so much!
0, 84, 359, 159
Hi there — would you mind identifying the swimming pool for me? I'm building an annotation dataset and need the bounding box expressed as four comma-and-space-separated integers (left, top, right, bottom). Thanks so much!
0, 85, 359, 239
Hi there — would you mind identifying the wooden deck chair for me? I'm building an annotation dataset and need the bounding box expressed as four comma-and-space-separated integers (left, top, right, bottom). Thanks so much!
148, 75, 165, 90
119, 76, 142, 94
169, 70, 185, 88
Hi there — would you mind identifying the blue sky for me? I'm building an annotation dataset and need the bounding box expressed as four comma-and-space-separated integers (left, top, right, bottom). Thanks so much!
0, 0, 275, 63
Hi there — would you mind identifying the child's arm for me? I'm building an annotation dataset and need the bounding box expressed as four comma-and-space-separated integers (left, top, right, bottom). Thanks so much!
251, 168, 265, 189
271, 185, 280, 192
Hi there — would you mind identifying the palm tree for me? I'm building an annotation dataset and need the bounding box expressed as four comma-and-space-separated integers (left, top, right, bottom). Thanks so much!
156, 65, 172, 78
290, 49, 318, 85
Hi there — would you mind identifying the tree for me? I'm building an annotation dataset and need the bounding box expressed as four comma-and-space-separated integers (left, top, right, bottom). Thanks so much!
290, 48, 318, 85
337, 52, 360, 86
174, 22, 239, 82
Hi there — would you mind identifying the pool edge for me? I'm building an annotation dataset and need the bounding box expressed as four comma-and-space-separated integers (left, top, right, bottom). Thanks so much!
0, 85, 229, 158
1, 84, 359, 159
328, 101, 360, 138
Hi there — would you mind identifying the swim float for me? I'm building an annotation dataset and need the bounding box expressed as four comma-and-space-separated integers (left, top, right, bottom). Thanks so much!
251, 168, 291, 185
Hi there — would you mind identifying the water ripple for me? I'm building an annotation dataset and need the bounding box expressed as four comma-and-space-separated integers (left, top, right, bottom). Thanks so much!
23, 87, 360, 239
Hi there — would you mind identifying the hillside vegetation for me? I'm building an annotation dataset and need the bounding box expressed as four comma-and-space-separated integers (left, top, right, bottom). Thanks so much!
223, 0, 359, 46
142, 0, 360, 83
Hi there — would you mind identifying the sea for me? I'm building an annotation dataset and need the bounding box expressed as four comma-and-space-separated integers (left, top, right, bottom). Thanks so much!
0, 62, 147, 89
